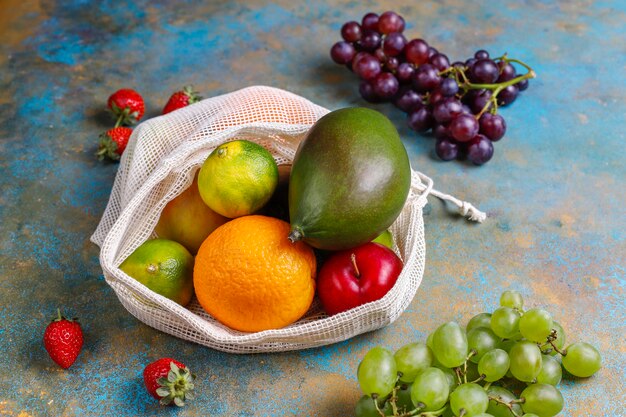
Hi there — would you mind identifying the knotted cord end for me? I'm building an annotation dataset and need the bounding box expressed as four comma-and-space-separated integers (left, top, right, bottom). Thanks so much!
459, 201, 487, 223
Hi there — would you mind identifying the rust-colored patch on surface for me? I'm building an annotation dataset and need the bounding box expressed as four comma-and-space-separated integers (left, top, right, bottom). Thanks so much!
0, 0, 45, 45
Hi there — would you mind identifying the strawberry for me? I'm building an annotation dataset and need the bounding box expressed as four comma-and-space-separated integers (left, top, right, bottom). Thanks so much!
143, 358, 196, 407
96, 126, 133, 161
162, 86, 202, 114
43, 309, 83, 369
108, 88, 145, 125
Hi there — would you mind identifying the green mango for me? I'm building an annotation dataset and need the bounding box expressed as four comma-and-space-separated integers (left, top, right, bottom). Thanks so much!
287, 107, 411, 250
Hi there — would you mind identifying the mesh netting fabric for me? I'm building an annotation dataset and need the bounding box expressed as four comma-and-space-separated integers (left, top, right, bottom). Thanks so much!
91, 86, 431, 353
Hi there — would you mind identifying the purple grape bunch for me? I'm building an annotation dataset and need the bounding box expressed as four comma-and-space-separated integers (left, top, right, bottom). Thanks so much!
330, 11, 536, 165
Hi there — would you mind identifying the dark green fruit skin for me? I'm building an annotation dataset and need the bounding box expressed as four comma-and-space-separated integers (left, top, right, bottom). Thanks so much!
288, 107, 411, 250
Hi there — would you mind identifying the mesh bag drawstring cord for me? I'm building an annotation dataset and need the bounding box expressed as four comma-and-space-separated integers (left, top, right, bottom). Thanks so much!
414, 171, 487, 223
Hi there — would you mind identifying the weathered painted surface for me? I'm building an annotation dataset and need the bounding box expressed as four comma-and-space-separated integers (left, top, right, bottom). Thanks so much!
0, 0, 624, 416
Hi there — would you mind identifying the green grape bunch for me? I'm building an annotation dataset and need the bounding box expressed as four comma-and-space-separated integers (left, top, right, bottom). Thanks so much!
355, 290, 602, 417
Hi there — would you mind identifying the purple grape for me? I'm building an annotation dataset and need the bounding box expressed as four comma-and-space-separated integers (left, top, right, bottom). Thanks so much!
378, 11, 405, 34
341, 21, 362, 42
361, 13, 379, 32
429, 53, 450, 71
467, 134, 494, 165
451, 61, 465, 69
498, 84, 519, 106
479, 113, 507, 141
497, 61, 516, 82
407, 107, 435, 132
450, 113, 479, 142
470, 59, 499, 83
436, 138, 459, 161
433, 97, 464, 124
353, 53, 381, 80
427, 46, 438, 59
434, 123, 450, 140
465, 57, 478, 68
517, 78, 529, 91
440, 78, 459, 96
374, 47, 387, 62
429, 90, 444, 105
383, 32, 407, 56
468, 89, 493, 114
396, 63, 415, 84
373, 72, 400, 99
385, 56, 399, 71
404, 39, 430, 65
461, 104, 472, 115
413, 64, 441, 92
361, 30, 382, 51
474, 50, 490, 60
393, 88, 423, 113
359, 80, 381, 103
330, 41, 356, 65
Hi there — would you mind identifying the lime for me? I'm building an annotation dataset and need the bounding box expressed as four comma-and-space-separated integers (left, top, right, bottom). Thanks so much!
372, 229, 394, 249
198, 140, 278, 218
120, 239, 194, 306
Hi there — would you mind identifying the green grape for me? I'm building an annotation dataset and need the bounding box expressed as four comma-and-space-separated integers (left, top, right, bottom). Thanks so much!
449, 383, 489, 416
486, 386, 523, 417
467, 312, 492, 332
500, 290, 524, 310
357, 347, 397, 397
497, 339, 516, 353
520, 384, 564, 417
536, 354, 562, 385
432, 321, 469, 368
410, 367, 450, 411
490, 307, 521, 339
395, 383, 415, 414
467, 327, 500, 363
426, 331, 435, 349
465, 360, 481, 382
472, 414, 496, 417
562, 342, 602, 377
355, 395, 392, 417
478, 349, 510, 382
522, 414, 540, 417
394, 342, 433, 382
519, 308, 553, 343
548, 322, 566, 355
509, 341, 542, 382
433, 362, 457, 390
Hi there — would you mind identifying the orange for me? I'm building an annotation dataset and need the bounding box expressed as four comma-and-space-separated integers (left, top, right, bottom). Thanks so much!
193, 215, 316, 332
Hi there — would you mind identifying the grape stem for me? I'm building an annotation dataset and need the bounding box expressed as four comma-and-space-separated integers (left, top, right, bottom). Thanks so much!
455, 366, 464, 385
450, 54, 536, 119
469, 374, 486, 384
373, 396, 387, 417
541, 329, 567, 355
406, 406, 448, 417
462, 349, 477, 384
488, 395, 525, 417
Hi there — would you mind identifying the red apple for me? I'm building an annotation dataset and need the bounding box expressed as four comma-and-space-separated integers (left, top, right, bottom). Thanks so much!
317, 242, 403, 316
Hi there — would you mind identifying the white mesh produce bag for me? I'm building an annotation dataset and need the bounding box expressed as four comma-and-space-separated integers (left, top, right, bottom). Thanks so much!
91, 86, 485, 353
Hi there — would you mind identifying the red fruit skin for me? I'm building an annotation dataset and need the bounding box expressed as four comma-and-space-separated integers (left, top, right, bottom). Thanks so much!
162, 92, 190, 114
107, 88, 145, 121
43, 320, 83, 369
106, 127, 133, 155
316, 242, 403, 316
143, 358, 187, 400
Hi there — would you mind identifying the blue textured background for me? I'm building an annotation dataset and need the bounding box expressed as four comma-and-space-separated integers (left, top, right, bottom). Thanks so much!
1, 1, 624, 416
